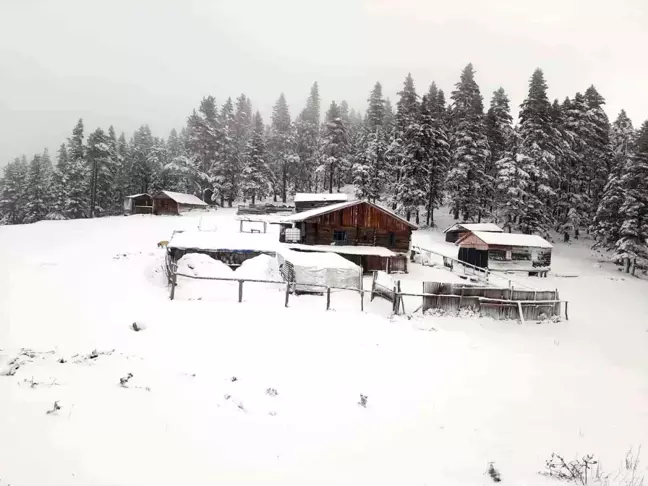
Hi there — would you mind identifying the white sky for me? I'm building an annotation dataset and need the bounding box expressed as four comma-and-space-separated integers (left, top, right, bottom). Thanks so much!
1, 0, 647, 164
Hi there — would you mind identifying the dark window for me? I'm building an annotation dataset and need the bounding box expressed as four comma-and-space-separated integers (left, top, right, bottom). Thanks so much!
333, 231, 348, 244
388, 232, 396, 246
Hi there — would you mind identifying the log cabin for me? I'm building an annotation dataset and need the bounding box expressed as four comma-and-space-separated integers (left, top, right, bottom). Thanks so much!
456, 231, 553, 276
278, 200, 417, 273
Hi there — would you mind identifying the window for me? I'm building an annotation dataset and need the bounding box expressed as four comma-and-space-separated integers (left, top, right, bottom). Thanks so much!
388, 232, 396, 246
333, 231, 348, 244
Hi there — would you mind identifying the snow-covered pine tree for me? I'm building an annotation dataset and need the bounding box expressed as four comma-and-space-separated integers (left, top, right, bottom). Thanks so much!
241, 111, 271, 204
130, 125, 157, 194
0, 156, 29, 224
367, 82, 385, 130
592, 110, 635, 250
614, 120, 648, 273
268, 93, 297, 202
87, 127, 114, 217
318, 101, 349, 193
295, 82, 321, 192
65, 118, 89, 218
495, 128, 526, 232
446, 63, 490, 221
517, 68, 562, 235
584, 86, 612, 217
384, 97, 395, 131
114, 132, 134, 203
47, 144, 69, 220
23, 152, 53, 223
185, 98, 220, 202
485, 88, 513, 219
215, 97, 240, 207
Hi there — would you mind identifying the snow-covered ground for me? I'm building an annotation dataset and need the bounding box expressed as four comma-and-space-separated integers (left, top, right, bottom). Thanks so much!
1, 209, 647, 486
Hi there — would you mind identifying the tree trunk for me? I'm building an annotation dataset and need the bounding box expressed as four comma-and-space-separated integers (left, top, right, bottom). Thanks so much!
406, 210, 411, 222
329, 167, 334, 194
282, 164, 287, 203
251, 193, 256, 205
625, 257, 630, 273
453, 207, 459, 220
220, 195, 225, 207
631, 258, 636, 276
227, 199, 232, 208
563, 232, 570, 243
415, 210, 420, 225
574, 228, 580, 240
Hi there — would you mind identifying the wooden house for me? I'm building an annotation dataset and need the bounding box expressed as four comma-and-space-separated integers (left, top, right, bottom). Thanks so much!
278, 200, 417, 273
443, 222, 503, 243
124, 191, 208, 216
294, 193, 348, 213
456, 231, 553, 276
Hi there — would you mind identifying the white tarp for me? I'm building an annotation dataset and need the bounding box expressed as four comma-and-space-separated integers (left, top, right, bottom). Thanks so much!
277, 249, 361, 292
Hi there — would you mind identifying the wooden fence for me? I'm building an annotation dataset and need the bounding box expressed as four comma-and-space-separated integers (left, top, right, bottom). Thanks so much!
421, 282, 566, 322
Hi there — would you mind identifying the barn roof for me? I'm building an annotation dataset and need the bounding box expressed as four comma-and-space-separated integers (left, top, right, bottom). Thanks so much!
444, 222, 503, 233
159, 191, 208, 206
279, 200, 418, 229
125, 193, 150, 199
294, 192, 349, 203
458, 231, 553, 249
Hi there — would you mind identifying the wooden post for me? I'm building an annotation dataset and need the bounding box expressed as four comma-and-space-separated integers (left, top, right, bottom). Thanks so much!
326, 287, 331, 310
169, 267, 177, 300
360, 275, 364, 312
239, 220, 243, 233
392, 285, 398, 314
263, 221, 267, 234
398, 281, 405, 314
564, 301, 569, 321
238, 280, 243, 303
285, 282, 290, 307
517, 301, 525, 324
370, 271, 377, 302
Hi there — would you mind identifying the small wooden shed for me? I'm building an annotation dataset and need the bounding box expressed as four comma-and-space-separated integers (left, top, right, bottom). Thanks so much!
443, 222, 503, 243
124, 193, 154, 214
294, 193, 348, 213
153, 191, 208, 215
456, 231, 553, 276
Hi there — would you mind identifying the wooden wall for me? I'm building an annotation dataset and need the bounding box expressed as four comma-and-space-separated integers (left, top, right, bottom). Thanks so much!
300, 203, 412, 253
295, 200, 346, 213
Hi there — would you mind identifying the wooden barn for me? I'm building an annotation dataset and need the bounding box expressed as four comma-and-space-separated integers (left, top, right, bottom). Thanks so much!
124, 191, 208, 216
443, 222, 503, 243
294, 193, 348, 213
278, 200, 417, 273
456, 231, 553, 276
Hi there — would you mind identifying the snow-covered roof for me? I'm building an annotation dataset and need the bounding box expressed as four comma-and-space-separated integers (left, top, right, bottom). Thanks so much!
460, 231, 553, 249
160, 191, 208, 206
279, 200, 418, 229
286, 243, 397, 257
444, 223, 503, 233
168, 230, 278, 252
125, 193, 150, 199
294, 193, 349, 203
278, 248, 360, 269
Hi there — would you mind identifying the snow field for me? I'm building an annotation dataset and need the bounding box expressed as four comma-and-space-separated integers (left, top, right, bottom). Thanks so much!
0, 208, 647, 485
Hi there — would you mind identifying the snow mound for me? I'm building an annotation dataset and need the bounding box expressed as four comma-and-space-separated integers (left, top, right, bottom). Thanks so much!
234, 254, 281, 281
177, 253, 233, 278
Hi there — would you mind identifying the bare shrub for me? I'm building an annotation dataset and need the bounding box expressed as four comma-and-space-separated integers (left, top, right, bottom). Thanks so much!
46, 401, 61, 415
542, 449, 644, 486
119, 373, 133, 387
266, 388, 278, 397
487, 462, 502, 483
358, 394, 368, 408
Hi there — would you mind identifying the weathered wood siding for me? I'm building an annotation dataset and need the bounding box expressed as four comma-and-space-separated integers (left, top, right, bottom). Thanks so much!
458, 234, 552, 270
300, 202, 412, 253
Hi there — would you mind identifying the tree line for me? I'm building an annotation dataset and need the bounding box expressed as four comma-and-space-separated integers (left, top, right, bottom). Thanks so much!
1, 64, 647, 268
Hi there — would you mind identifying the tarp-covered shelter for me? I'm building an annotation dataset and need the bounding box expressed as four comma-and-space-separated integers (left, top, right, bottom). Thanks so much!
456, 231, 553, 275
443, 222, 503, 243
277, 248, 362, 293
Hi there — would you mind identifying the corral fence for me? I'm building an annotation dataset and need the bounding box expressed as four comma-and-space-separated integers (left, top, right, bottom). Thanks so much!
419, 282, 566, 323
165, 263, 568, 322
236, 204, 294, 215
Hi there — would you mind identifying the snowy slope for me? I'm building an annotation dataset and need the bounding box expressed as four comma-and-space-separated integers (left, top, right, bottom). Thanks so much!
0, 209, 647, 486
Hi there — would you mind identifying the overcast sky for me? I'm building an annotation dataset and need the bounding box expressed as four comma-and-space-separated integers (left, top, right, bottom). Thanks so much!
1, 0, 647, 165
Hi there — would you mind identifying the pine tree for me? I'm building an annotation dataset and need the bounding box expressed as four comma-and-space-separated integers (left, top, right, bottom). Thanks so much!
268, 93, 296, 202
485, 88, 513, 220
130, 125, 157, 194
0, 156, 29, 224
495, 128, 526, 232
384, 97, 395, 130
584, 85, 612, 216
23, 152, 53, 223
87, 127, 114, 216
367, 82, 385, 130
66, 119, 89, 218
593, 110, 635, 250
615, 120, 648, 273
48, 144, 69, 220
241, 112, 271, 204
318, 101, 349, 193
447, 63, 490, 221
517, 68, 562, 235
295, 82, 321, 191
185, 99, 219, 202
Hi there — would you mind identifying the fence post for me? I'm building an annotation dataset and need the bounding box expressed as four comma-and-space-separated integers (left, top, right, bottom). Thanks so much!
392, 285, 398, 314
564, 301, 569, 321
517, 301, 525, 324
238, 280, 243, 303
370, 271, 377, 302
326, 287, 331, 310
169, 266, 177, 300
239, 220, 243, 233
285, 282, 291, 307
360, 276, 364, 312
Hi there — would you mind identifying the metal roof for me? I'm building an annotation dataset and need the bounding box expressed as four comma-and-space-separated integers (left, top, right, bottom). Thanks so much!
458, 231, 553, 249
160, 191, 208, 206
294, 193, 349, 203
444, 223, 503, 233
